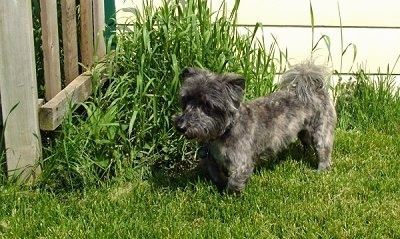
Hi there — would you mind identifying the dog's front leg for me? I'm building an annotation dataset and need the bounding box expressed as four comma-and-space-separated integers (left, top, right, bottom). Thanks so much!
226, 157, 254, 195
200, 157, 228, 191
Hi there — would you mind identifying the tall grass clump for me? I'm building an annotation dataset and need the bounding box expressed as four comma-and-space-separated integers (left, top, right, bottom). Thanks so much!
38, 0, 279, 190
335, 69, 400, 133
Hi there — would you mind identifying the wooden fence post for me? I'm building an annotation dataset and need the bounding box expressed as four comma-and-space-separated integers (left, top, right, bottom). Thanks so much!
61, 0, 79, 85
0, 1, 42, 180
80, 0, 94, 68
40, 0, 62, 101
93, 1, 106, 58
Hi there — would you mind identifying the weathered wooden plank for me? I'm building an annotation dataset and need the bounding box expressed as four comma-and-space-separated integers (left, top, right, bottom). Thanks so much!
80, 0, 95, 69
61, 0, 79, 85
0, 0, 42, 181
40, 0, 62, 100
93, 1, 106, 59
39, 73, 93, 131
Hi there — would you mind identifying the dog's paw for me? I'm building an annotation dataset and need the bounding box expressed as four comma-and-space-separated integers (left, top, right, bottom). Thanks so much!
225, 187, 242, 197
317, 161, 331, 172
226, 181, 245, 196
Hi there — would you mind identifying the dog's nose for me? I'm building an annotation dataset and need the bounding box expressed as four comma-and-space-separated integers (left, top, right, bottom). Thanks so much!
176, 121, 187, 133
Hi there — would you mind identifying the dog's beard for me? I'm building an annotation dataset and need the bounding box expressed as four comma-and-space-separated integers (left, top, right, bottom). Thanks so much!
173, 111, 229, 141
184, 121, 220, 140
184, 126, 209, 140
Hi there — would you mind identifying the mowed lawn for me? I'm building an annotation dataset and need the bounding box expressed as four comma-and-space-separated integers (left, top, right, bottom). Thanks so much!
1, 129, 399, 238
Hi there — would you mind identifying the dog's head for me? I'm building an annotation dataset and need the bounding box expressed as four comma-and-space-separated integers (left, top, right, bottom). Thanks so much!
172, 67, 245, 141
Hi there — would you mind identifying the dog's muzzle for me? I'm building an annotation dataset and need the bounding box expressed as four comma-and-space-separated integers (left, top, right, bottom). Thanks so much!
172, 114, 195, 139
172, 114, 185, 130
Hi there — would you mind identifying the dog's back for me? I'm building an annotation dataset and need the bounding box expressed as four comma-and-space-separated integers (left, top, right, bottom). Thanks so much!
279, 61, 331, 103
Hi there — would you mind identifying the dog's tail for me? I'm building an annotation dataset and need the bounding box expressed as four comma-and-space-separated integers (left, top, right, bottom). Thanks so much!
279, 61, 331, 102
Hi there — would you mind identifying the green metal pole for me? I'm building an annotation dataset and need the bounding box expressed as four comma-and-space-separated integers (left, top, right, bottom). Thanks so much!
104, 0, 116, 49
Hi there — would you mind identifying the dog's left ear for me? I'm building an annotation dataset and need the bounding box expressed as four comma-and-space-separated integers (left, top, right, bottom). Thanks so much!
225, 74, 245, 92
224, 74, 246, 105
227, 75, 246, 91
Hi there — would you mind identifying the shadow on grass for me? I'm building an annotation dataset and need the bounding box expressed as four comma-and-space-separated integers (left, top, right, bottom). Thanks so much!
148, 160, 211, 192
276, 142, 319, 169
149, 141, 319, 193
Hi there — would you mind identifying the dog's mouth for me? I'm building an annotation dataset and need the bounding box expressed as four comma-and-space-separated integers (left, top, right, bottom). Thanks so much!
173, 114, 197, 139
174, 125, 208, 141
178, 129, 195, 140
173, 121, 195, 139
172, 114, 214, 140
183, 133, 196, 140
186, 127, 215, 141
180, 128, 198, 140
174, 125, 186, 134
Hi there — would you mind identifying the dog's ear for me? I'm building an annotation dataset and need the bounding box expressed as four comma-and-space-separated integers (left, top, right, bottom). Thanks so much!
227, 75, 245, 90
224, 74, 245, 106
225, 74, 245, 92
179, 67, 197, 81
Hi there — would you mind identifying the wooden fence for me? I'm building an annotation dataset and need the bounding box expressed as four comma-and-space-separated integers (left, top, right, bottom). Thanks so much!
0, 0, 107, 181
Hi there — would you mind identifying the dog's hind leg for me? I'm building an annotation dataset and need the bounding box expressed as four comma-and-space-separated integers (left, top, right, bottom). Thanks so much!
298, 129, 312, 150
312, 124, 335, 172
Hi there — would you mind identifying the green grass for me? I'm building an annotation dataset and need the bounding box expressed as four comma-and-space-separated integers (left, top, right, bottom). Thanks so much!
1, 129, 400, 238
1, 0, 400, 238
335, 70, 400, 133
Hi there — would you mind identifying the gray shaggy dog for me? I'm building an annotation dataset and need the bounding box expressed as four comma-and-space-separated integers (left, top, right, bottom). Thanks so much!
172, 61, 337, 195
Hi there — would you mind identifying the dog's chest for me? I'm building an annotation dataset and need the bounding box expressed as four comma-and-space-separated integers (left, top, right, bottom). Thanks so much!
208, 142, 230, 168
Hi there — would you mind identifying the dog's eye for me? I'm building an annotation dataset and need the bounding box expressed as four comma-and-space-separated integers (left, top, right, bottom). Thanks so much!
202, 101, 220, 115
202, 101, 212, 110
180, 95, 188, 105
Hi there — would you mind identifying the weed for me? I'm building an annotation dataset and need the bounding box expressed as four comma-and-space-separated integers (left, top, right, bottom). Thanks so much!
0, 103, 20, 184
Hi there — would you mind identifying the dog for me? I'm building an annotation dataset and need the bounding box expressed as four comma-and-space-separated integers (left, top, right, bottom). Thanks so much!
172, 61, 337, 195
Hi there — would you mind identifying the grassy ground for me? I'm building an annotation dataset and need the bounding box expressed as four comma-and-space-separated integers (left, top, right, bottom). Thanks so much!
1, 129, 399, 238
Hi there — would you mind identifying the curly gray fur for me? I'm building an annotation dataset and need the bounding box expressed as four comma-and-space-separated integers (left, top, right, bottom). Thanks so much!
280, 61, 330, 102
